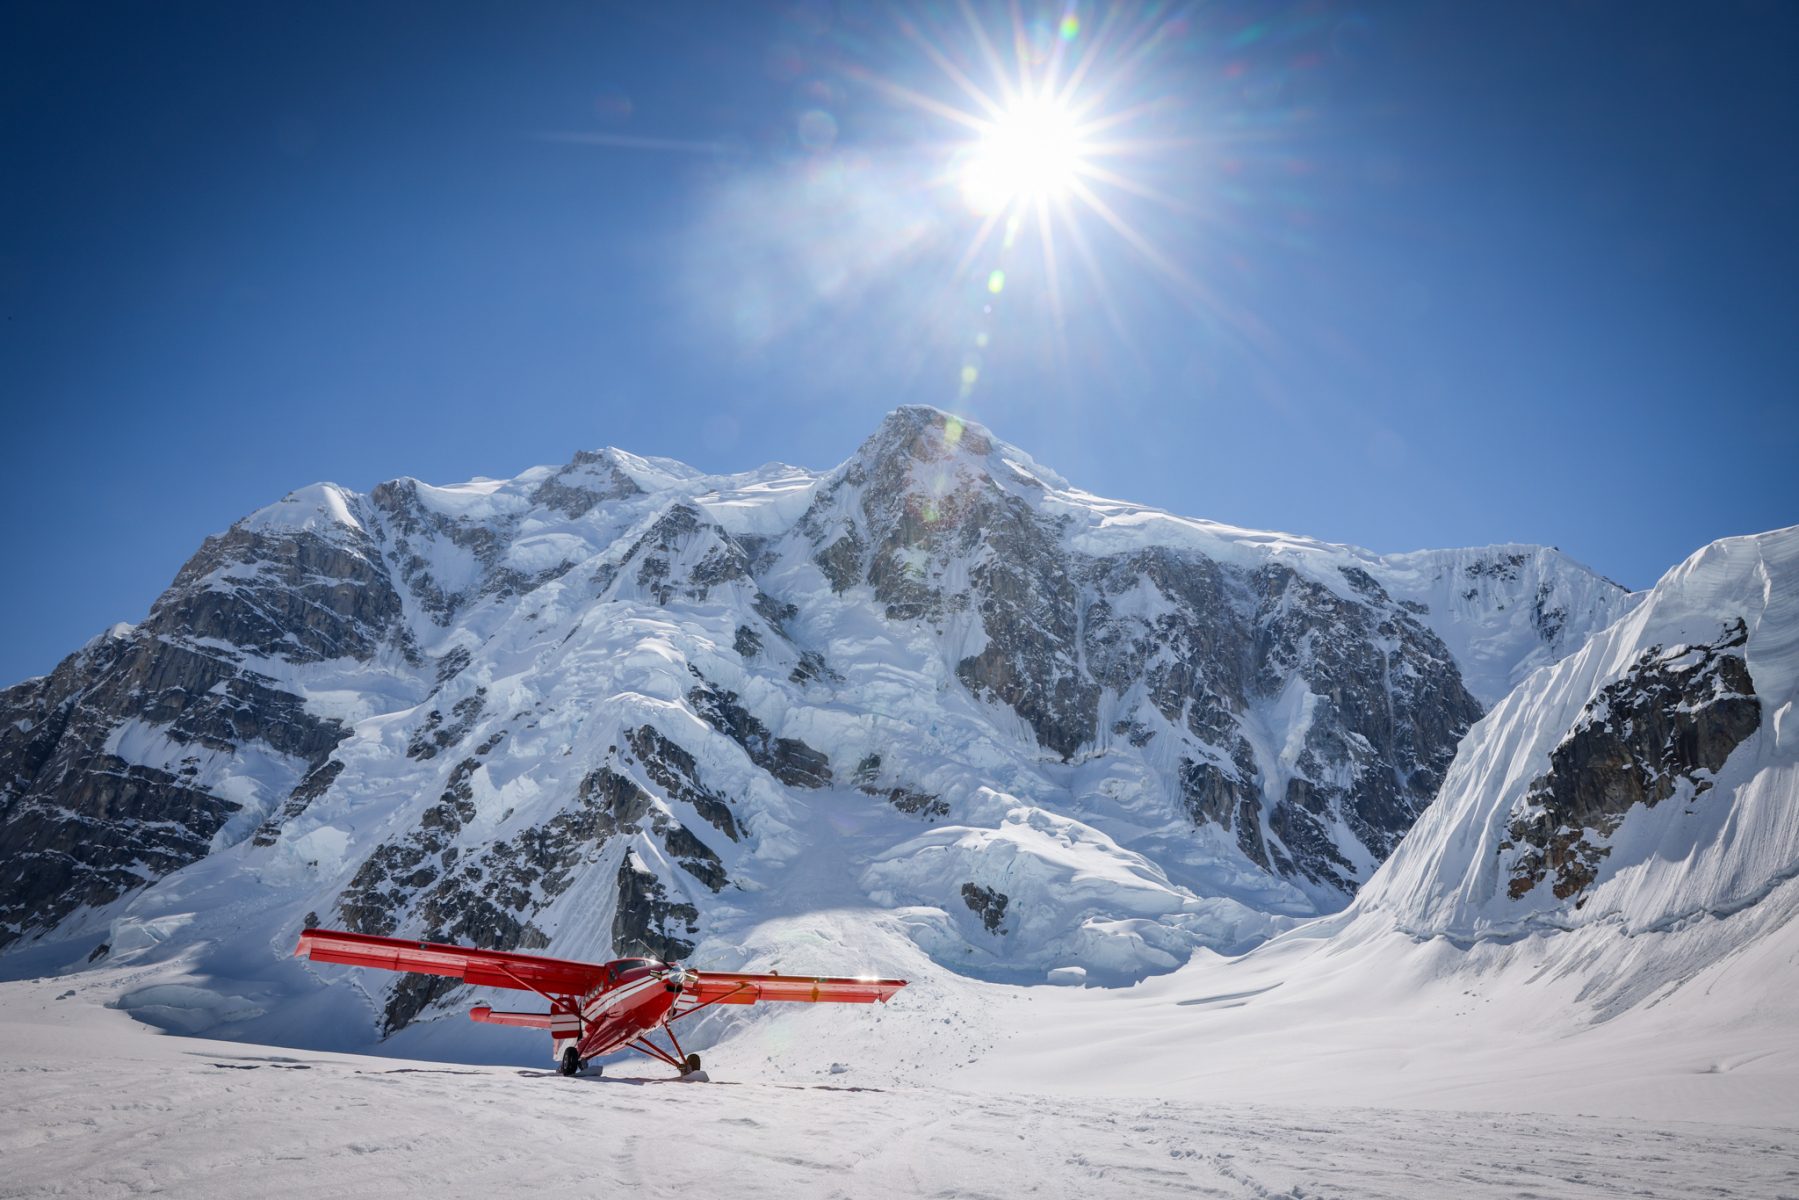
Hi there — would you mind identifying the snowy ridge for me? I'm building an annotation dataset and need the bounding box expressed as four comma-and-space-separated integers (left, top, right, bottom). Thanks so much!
1356, 525, 1799, 942
1376, 542, 1640, 705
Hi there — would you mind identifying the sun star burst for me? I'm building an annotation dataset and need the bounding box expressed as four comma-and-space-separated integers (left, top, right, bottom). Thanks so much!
960, 94, 1090, 215
849, 5, 1204, 393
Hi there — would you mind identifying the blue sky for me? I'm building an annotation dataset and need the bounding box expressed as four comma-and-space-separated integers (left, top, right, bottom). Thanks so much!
2, 1, 1795, 685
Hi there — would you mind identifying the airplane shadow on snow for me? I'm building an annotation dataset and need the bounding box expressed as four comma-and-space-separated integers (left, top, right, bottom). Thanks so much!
513, 1069, 885, 1093
183, 1049, 881, 1090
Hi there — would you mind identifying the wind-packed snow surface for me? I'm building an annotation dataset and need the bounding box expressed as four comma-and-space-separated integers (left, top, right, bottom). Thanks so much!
3, 918, 1796, 1200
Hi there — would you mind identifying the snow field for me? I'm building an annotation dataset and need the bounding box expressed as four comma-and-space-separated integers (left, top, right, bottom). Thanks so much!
4, 972, 1796, 1200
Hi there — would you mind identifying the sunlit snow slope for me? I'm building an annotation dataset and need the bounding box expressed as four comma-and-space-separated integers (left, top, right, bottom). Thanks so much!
1359, 524, 1799, 1002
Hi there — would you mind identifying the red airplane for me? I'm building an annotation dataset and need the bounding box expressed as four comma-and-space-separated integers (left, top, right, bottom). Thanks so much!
294, 928, 907, 1078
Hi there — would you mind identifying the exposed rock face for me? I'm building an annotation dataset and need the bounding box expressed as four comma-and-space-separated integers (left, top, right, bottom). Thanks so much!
159, 518, 408, 664
961, 882, 1009, 933
1101, 553, 1482, 894
337, 747, 727, 1032
852, 754, 949, 820
619, 505, 752, 605
408, 690, 488, 760
252, 759, 346, 847
0, 500, 396, 948
1504, 619, 1760, 901
370, 476, 589, 622
530, 449, 643, 519
801, 409, 1100, 761
626, 725, 740, 842
0, 408, 1639, 1026
797, 408, 1483, 897
687, 674, 833, 789
615, 851, 701, 962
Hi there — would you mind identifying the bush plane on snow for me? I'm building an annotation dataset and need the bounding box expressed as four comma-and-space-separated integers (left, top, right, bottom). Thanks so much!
294, 928, 907, 1077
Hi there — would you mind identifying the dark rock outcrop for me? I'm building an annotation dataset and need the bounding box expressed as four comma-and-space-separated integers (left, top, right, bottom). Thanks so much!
851, 754, 949, 820
529, 449, 643, 519
620, 505, 751, 605
961, 882, 1009, 933
0, 511, 391, 947
408, 690, 487, 760
687, 674, 832, 789
370, 478, 585, 622
252, 758, 347, 847
1505, 618, 1760, 901
625, 725, 740, 842
615, 851, 700, 961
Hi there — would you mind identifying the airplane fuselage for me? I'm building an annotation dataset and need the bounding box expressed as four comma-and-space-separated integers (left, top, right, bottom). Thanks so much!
560, 958, 678, 1065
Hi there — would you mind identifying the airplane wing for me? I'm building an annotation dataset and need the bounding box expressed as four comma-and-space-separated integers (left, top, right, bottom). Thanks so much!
681, 971, 907, 1006
294, 928, 608, 998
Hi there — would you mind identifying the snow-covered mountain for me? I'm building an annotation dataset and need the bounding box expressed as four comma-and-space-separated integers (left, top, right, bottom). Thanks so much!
1348, 524, 1799, 1006
977, 524, 1799, 1122
0, 407, 1635, 1042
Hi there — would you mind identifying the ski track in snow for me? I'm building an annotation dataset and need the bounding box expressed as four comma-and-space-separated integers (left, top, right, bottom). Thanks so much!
4, 977, 1797, 1200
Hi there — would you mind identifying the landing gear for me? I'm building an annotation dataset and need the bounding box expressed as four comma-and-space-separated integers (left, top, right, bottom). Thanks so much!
624, 1024, 705, 1078
558, 1047, 581, 1076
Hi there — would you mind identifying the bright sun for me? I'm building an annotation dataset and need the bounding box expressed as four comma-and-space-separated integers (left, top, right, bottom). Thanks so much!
842, 5, 1199, 401
960, 96, 1088, 215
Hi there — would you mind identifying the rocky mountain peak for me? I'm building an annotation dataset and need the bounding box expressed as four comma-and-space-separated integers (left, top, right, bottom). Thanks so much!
529, 450, 646, 518
841, 405, 1064, 501
852, 404, 992, 465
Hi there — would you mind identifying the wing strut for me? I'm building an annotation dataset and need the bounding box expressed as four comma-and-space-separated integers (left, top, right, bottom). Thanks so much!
630, 996, 711, 1074
619, 981, 752, 1075
666, 981, 752, 1025
493, 962, 570, 1008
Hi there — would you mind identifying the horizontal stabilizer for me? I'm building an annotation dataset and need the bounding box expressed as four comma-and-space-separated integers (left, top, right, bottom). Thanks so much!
469, 1006, 556, 1029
